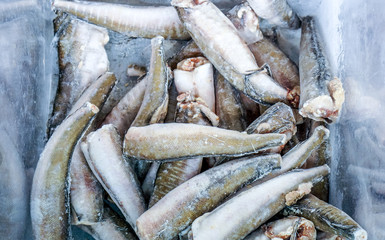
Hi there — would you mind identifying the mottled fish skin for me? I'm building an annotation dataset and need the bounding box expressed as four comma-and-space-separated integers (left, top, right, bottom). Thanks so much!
299, 17, 345, 123
124, 123, 286, 161
249, 37, 300, 91
49, 19, 109, 134
246, 102, 296, 153
84, 124, 146, 230
226, 2, 263, 45
246, 0, 300, 29
283, 194, 368, 240
102, 77, 147, 137
245, 216, 316, 240
136, 154, 282, 240
190, 165, 330, 240
31, 103, 99, 240
172, 0, 293, 106
53, 0, 190, 40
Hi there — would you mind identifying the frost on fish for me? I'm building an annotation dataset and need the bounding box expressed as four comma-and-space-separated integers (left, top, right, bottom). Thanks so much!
172, 0, 295, 106
49, 19, 109, 135
31, 103, 99, 240
227, 2, 263, 45
299, 17, 345, 123
102, 77, 147, 137
84, 124, 146, 230
136, 154, 281, 240
246, 0, 300, 29
244, 216, 316, 240
276, 28, 301, 66
190, 165, 329, 240
249, 37, 300, 91
53, 0, 190, 40
124, 123, 286, 161
283, 194, 368, 240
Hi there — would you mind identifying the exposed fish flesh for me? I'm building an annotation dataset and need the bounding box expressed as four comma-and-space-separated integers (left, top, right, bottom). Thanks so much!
31, 102, 99, 240
124, 123, 286, 161
168, 41, 203, 70
136, 154, 281, 240
190, 165, 329, 240
53, 0, 190, 40
299, 17, 345, 123
283, 194, 368, 240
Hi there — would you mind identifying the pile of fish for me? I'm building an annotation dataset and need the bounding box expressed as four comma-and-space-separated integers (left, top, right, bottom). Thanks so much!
29, 0, 365, 239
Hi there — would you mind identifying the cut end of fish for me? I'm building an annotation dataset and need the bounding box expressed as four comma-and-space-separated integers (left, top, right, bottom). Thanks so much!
299, 95, 336, 123
127, 64, 146, 78
285, 182, 313, 206
314, 125, 330, 140
353, 229, 368, 240
287, 86, 300, 108
171, 0, 207, 8
176, 57, 209, 71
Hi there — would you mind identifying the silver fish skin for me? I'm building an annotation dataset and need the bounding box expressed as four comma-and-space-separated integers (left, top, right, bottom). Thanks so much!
283, 194, 368, 240
84, 124, 146, 230
141, 161, 161, 202
172, 0, 294, 106
31, 103, 99, 240
124, 123, 286, 161
102, 77, 147, 137
299, 17, 345, 123
190, 165, 330, 240
53, 0, 190, 40
50, 19, 109, 134
136, 154, 282, 240
246, 0, 300, 29
245, 216, 316, 240
0, 129, 27, 240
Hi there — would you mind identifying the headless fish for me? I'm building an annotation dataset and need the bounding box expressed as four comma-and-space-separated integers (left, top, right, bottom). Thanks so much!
172, 0, 297, 107
124, 123, 286, 161
299, 17, 345, 123
84, 124, 146, 230
244, 216, 316, 240
31, 103, 99, 240
50, 19, 109, 134
53, 0, 190, 40
190, 165, 330, 240
246, 0, 300, 29
168, 41, 203, 70
283, 194, 368, 240
136, 154, 281, 240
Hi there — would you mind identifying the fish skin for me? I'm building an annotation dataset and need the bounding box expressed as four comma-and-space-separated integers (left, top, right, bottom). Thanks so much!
283, 194, 368, 240
49, 19, 109, 135
124, 123, 286, 161
172, 0, 293, 106
31, 102, 99, 240
85, 124, 146, 230
136, 154, 282, 240
190, 165, 330, 240
53, 0, 190, 40
299, 17, 345, 123
246, 0, 300, 29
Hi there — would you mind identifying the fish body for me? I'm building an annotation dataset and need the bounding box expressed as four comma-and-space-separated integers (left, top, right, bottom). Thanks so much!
283, 194, 368, 240
190, 165, 330, 240
124, 123, 286, 161
53, 0, 190, 40
31, 103, 99, 240
136, 154, 282, 240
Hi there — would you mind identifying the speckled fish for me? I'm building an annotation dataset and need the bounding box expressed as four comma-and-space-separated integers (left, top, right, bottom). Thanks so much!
136, 154, 281, 240
249, 37, 300, 92
53, 0, 190, 40
172, 0, 298, 107
246, 0, 300, 29
190, 165, 330, 240
124, 123, 286, 161
49, 19, 109, 134
283, 194, 368, 240
31, 103, 99, 240
246, 102, 296, 153
102, 77, 146, 137
226, 2, 263, 45
82, 207, 139, 240
84, 124, 146, 230
299, 17, 345, 123
244, 216, 316, 240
